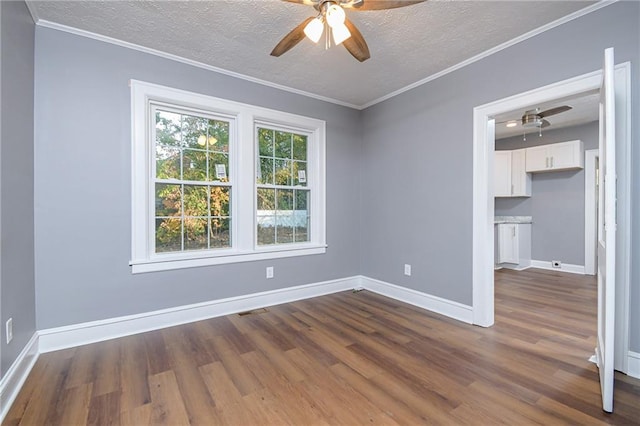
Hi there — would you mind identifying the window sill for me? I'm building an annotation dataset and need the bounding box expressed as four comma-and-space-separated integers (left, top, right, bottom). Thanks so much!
130, 244, 327, 274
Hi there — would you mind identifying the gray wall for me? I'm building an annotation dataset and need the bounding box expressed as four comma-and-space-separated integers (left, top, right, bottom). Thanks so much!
360, 2, 639, 351
34, 28, 362, 329
495, 121, 598, 265
1, 1, 36, 377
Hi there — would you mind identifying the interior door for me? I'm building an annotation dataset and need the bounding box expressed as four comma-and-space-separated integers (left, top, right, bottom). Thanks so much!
596, 47, 616, 413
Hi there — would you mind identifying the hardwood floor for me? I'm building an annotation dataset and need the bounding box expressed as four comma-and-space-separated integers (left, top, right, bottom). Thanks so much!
5, 268, 640, 425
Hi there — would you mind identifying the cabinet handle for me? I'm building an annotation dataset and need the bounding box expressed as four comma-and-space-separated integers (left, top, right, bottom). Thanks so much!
511, 184, 514, 195
546, 157, 549, 168
512, 227, 516, 237
551, 157, 554, 168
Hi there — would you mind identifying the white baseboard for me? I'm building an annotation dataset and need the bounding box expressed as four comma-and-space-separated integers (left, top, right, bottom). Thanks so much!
38, 274, 474, 353
360, 276, 473, 324
530, 260, 585, 275
499, 263, 531, 272
0, 333, 39, 423
628, 351, 640, 379
39, 276, 360, 353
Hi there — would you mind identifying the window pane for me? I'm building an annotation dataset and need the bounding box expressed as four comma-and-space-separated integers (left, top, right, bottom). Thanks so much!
292, 134, 307, 161
183, 185, 208, 217
295, 189, 309, 211
295, 222, 309, 242
275, 189, 294, 244
258, 128, 274, 156
184, 217, 208, 251
277, 189, 293, 211
182, 115, 208, 149
155, 110, 182, 147
208, 119, 229, 153
257, 217, 276, 245
276, 214, 294, 244
210, 186, 230, 217
257, 188, 275, 246
275, 131, 292, 158
182, 149, 207, 181
294, 190, 310, 242
211, 217, 231, 248
208, 153, 229, 182
155, 183, 181, 216
257, 157, 274, 185
293, 161, 307, 187
274, 159, 292, 186
257, 188, 275, 210
156, 218, 182, 253
156, 146, 181, 180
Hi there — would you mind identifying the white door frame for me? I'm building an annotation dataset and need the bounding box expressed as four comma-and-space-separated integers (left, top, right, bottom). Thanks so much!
584, 149, 598, 276
472, 63, 631, 374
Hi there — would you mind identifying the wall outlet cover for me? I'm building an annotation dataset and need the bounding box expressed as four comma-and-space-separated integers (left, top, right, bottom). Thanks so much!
266, 266, 274, 279
404, 264, 412, 276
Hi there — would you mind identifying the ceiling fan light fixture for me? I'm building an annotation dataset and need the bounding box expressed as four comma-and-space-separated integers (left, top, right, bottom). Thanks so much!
331, 23, 351, 45
326, 4, 346, 28
304, 16, 324, 43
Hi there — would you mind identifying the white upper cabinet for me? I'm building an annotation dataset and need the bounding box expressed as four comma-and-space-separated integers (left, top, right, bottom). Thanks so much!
525, 140, 584, 173
494, 151, 512, 197
494, 149, 531, 197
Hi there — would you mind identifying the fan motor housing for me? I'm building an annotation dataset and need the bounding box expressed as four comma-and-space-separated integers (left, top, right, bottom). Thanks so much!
521, 113, 543, 128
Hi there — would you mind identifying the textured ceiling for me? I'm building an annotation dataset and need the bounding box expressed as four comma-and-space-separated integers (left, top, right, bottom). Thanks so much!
28, 0, 597, 108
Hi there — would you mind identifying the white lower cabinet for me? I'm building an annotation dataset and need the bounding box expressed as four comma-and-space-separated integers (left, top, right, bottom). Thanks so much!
496, 223, 531, 269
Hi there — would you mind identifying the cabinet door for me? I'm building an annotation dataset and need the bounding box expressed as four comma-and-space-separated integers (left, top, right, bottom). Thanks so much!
511, 149, 531, 196
550, 140, 583, 170
525, 145, 549, 172
494, 151, 512, 197
497, 224, 519, 264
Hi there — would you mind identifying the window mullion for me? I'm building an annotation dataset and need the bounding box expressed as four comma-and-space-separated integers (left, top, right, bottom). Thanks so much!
234, 112, 255, 251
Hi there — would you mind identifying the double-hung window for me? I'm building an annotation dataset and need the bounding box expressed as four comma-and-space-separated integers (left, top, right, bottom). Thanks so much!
131, 81, 326, 273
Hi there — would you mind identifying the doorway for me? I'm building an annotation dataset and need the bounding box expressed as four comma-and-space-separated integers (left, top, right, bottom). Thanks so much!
471, 63, 631, 374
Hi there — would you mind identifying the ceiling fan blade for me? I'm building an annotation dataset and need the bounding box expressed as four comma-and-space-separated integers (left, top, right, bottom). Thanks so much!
342, 18, 370, 62
541, 119, 551, 128
538, 105, 572, 118
270, 17, 315, 57
348, 0, 425, 10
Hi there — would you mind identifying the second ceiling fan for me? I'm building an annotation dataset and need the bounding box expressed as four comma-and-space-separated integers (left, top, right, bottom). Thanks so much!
271, 0, 425, 62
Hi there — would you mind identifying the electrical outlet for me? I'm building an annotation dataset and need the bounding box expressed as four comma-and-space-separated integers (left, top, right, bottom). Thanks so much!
404, 264, 412, 276
266, 266, 274, 279
6, 318, 13, 344
552, 260, 562, 268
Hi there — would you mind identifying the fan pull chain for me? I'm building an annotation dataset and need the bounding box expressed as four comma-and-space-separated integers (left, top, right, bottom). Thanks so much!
325, 21, 330, 50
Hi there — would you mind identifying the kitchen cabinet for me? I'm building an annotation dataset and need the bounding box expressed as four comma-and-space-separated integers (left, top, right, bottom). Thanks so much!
525, 140, 584, 173
494, 149, 531, 197
496, 223, 531, 270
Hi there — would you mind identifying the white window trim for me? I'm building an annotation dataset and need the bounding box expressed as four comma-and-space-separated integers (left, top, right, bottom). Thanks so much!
130, 80, 326, 273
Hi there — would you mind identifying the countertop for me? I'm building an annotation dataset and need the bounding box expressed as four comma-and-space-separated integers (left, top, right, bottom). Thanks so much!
494, 216, 533, 224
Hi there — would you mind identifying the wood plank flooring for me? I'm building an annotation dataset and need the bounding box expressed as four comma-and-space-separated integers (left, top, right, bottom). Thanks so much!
5, 268, 640, 425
